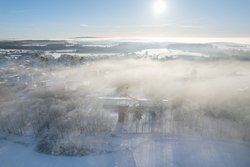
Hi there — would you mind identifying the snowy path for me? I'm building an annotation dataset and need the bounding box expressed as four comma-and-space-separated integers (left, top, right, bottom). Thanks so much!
1, 135, 250, 167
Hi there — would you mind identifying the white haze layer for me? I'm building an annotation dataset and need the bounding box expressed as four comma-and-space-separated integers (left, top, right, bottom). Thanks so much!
1, 58, 250, 154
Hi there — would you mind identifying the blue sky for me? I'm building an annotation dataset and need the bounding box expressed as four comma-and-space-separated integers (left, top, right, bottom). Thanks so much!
0, 0, 250, 39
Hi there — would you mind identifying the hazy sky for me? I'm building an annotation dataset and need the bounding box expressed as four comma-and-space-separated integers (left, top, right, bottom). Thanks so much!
0, 0, 250, 39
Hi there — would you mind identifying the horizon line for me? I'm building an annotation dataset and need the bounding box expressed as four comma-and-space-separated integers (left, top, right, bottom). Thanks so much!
1, 36, 250, 45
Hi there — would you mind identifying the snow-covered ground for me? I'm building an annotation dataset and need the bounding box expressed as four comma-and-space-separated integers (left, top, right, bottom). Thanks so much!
1, 134, 250, 167
135, 49, 209, 60
1, 40, 250, 166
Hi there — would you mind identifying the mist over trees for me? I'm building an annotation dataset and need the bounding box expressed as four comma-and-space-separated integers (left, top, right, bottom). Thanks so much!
0, 41, 250, 155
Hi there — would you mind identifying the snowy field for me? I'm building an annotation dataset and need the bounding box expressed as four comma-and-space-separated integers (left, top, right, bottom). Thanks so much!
1, 134, 250, 167
0, 39, 250, 166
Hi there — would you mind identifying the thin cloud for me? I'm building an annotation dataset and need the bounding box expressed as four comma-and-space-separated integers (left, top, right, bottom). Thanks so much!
9, 9, 33, 14
80, 24, 89, 27
80, 24, 169, 29
127, 24, 169, 28
180, 25, 204, 29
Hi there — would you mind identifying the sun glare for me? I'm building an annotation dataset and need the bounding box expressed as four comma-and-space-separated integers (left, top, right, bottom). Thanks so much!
153, 0, 167, 16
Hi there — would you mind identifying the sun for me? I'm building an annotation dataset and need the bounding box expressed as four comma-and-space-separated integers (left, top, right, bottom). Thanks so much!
153, 0, 167, 16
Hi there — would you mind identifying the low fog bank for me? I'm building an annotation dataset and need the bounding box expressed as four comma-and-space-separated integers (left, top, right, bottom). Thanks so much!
0, 58, 250, 155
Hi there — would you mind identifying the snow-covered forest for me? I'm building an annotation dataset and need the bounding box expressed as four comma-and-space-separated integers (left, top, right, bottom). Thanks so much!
1, 40, 250, 166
